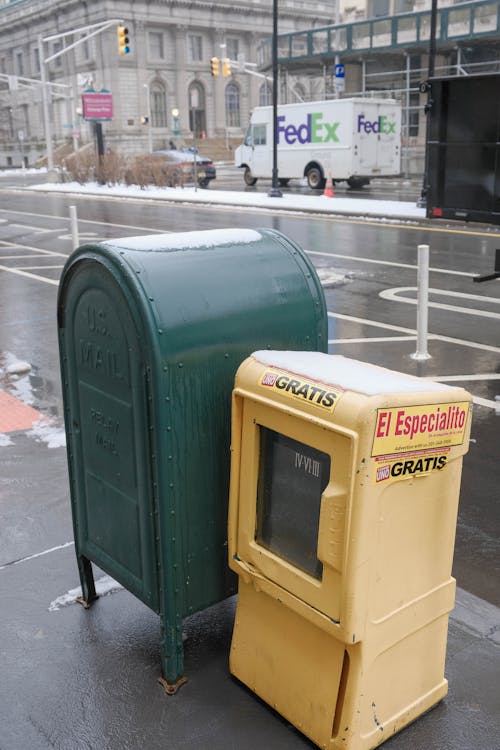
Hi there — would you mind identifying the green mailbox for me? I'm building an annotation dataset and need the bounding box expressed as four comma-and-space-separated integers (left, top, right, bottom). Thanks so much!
57, 228, 327, 692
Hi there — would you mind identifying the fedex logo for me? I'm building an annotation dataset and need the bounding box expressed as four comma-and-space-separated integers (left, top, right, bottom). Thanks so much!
357, 114, 396, 135
278, 113, 340, 145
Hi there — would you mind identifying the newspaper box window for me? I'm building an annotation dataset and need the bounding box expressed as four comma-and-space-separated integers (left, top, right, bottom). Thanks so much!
228, 351, 472, 750
257, 429, 330, 579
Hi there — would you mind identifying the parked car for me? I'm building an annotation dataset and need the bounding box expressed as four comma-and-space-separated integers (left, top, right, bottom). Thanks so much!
153, 148, 216, 188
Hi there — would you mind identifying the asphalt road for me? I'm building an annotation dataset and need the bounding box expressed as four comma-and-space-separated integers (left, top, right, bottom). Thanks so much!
0, 181, 499, 750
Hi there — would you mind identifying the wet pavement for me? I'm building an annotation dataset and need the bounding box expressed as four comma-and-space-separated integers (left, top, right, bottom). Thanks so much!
0, 181, 499, 749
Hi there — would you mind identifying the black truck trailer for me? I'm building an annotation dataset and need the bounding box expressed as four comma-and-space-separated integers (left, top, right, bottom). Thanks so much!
425, 72, 500, 225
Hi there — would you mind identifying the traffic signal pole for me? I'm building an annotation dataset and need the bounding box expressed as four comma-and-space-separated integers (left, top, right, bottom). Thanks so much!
268, 0, 282, 198
38, 18, 123, 173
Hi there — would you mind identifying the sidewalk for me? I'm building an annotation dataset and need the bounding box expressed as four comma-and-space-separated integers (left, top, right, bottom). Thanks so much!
28, 179, 429, 222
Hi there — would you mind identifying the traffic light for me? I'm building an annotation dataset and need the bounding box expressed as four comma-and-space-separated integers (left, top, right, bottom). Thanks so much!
210, 57, 219, 76
222, 57, 232, 77
117, 25, 130, 55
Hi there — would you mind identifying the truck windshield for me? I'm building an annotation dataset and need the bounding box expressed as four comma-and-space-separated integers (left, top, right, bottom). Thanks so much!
244, 126, 252, 147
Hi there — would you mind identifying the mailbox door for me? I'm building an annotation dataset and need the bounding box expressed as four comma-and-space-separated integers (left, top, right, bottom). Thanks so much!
59, 260, 159, 611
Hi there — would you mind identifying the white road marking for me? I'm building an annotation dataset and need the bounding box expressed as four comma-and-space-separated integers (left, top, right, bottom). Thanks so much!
379, 286, 500, 320
8, 223, 52, 233
57, 232, 100, 241
19, 265, 64, 270
328, 311, 500, 354
0, 263, 58, 285
0, 541, 74, 571
431, 374, 500, 382
329, 335, 416, 344
0, 254, 53, 259
0, 240, 67, 257
0, 206, 167, 234
308, 250, 477, 278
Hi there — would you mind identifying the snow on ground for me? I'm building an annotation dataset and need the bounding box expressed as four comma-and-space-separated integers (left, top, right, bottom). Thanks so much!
28, 419, 67, 448
28, 179, 427, 221
49, 574, 123, 611
0, 167, 47, 176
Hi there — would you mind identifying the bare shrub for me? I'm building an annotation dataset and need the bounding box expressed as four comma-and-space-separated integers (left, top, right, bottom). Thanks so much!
95, 151, 127, 186
124, 155, 183, 189
63, 150, 187, 188
63, 149, 97, 184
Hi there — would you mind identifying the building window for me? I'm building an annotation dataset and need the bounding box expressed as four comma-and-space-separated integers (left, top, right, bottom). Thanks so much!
259, 82, 272, 106
226, 38, 239, 61
148, 31, 165, 59
53, 41, 63, 68
394, 0, 412, 13
370, 0, 390, 17
33, 47, 40, 73
188, 34, 203, 62
151, 82, 167, 128
408, 91, 420, 137
21, 103, 29, 137
16, 52, 24, 77
80, 38, 90, 61
225, 82, 240, 127
188, 81, 206, 137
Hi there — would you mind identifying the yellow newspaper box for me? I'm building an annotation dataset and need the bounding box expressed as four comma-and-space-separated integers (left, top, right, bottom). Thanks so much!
228, 351, 472, 750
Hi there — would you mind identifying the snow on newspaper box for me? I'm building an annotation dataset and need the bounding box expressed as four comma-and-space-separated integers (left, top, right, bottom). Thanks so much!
228, 351, 472, 750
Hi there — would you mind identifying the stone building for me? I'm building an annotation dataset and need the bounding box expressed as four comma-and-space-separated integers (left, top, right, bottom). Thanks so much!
0, 0, 335, 167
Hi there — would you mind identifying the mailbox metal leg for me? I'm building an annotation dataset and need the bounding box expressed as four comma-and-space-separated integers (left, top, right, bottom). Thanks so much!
75, 554, 98, 608
157, 613, 187, 695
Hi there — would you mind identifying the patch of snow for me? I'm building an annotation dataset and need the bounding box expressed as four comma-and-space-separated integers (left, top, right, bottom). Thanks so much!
0, 433, 13, 447
6, 360, 31, 376
317, 269, 349, 287
28, 419, 66, 448
49, 574, 123, 612
28, 180, 427, 221
251, 351, 454, 395
0, 167, 47, 176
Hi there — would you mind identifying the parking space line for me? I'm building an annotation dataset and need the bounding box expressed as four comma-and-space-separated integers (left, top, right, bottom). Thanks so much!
379, 286, 500, 319
0, 541, 74, 571
308, 251, 477, 278
17, 265, 64, 270
0, 240, 67, 257
0, 254, 54, 259
0, 263, 58, 285
8, 223, 52, 233
432, 374, 500, 382
328, 311, 500, 354
329, 335, 416, 344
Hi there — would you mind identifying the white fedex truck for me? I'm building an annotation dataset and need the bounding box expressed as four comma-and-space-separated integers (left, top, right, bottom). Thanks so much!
235, 98, 402, 189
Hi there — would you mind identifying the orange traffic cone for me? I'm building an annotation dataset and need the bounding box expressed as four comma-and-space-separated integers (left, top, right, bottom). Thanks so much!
323, 173, 334, 198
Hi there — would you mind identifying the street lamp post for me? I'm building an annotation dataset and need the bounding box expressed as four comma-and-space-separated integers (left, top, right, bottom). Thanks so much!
171, 107, 180, 142
268, 0, 282, 198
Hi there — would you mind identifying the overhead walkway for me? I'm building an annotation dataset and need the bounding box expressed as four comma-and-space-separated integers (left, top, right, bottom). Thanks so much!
258, 0, 500, 70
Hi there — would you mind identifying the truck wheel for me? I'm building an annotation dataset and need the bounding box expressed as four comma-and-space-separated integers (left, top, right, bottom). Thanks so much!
244, 167, 257, 186
347, 177, 370, 189
306, 166, 324, 190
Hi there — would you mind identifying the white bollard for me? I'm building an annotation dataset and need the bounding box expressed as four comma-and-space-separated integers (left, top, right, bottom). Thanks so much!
411, 243, 432, 360
69, 205, 79, 251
